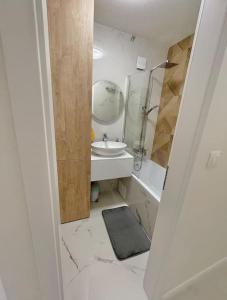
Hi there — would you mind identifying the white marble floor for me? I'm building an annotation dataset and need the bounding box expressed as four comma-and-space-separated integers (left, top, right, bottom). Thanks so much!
60, 190, 149, 300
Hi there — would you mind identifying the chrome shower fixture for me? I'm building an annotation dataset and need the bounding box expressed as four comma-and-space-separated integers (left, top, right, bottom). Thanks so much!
143, 60, 177, 115
143, 105, 160, 115
151, 60, 178, 73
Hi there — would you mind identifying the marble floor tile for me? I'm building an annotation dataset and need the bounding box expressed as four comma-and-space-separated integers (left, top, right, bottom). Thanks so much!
60, 234, 79, 293
61, 190, 149, 300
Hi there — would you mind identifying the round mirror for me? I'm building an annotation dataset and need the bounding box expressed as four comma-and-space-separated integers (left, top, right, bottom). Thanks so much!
92, 80, 124, 124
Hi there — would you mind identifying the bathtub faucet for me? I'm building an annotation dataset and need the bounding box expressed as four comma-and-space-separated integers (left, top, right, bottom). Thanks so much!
133, 146, 147, 156
102, 133, 108, 141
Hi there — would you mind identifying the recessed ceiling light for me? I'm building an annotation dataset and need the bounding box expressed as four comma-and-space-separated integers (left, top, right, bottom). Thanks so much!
93, 48, 103, 60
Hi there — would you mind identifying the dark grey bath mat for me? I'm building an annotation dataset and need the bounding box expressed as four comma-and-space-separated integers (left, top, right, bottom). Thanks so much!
102, 206, 151, 260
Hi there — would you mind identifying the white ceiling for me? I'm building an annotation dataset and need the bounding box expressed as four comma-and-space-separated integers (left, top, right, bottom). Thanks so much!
94, 0, 201, 47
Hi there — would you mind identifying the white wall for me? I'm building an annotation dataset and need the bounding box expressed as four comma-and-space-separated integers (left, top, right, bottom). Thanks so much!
161, 32, 227, 298
0, 278, 8, 300
92, 22, 168, 146
144, 1, 227, 298
0, 1, 63, 299
0, 37, 42, 300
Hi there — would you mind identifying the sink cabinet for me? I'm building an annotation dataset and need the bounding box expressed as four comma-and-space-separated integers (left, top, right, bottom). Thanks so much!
91, 151, 134, 181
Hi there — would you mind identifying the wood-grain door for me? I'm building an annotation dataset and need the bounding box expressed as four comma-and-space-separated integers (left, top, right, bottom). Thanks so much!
47, 0, 93, 223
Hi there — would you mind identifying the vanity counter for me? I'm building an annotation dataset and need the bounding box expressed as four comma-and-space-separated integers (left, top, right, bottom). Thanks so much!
91, 151, 134, 181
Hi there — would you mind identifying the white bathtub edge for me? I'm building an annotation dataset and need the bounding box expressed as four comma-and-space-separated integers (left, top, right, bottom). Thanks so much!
131, 173, 161, 203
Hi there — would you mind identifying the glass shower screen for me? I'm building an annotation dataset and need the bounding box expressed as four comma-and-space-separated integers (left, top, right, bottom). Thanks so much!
124, 71, 150, 158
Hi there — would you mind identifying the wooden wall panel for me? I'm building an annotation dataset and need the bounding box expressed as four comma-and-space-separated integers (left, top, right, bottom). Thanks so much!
47, 0, 93, 223
151, 35, 193, 168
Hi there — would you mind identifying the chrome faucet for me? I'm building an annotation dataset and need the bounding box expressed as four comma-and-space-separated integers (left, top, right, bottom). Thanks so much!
102, 133, 108, 141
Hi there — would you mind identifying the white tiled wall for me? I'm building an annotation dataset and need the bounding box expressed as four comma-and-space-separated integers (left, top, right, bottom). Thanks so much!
93, 22, 168, 148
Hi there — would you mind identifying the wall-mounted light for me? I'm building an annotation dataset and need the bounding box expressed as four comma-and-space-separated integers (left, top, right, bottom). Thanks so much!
93, 47, 103, 60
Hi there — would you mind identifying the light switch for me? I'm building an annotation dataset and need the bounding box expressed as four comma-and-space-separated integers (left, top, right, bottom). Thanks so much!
206, 150, 222, 168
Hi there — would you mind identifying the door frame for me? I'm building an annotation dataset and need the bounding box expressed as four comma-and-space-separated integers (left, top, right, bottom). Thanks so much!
1, 0, 226, 300
0, 0, 63, 299
144, 0, 227, 299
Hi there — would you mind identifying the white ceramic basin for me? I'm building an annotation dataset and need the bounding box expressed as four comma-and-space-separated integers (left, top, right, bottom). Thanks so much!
91, 141, 127, 156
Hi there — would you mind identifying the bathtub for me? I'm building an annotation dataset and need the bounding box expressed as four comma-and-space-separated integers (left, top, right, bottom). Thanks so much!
119, 159, 166, 238
132, 159, 166, 202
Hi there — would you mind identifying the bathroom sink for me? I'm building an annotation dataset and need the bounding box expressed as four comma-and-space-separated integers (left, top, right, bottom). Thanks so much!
91, 141, 127, 156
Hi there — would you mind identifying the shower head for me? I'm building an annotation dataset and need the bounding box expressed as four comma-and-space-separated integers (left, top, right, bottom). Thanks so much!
161, 60, 178, 68
151, 60, 178, 72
